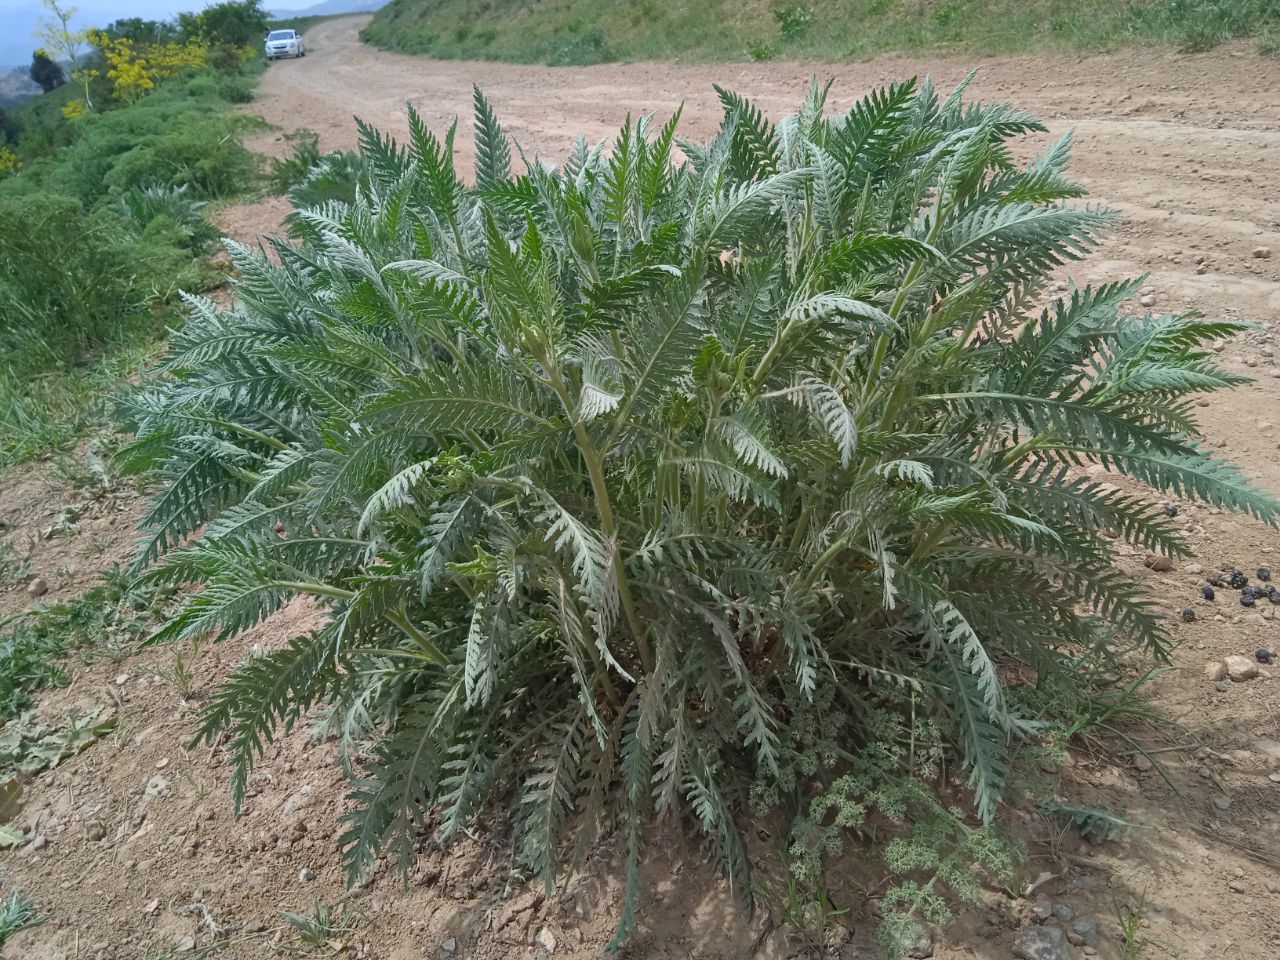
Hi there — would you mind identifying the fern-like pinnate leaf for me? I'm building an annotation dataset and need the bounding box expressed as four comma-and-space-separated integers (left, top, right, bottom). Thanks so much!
124, 78, 1276, 950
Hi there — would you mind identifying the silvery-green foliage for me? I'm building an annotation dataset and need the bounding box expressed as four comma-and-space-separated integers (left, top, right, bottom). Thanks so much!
121, 77, 1275, 947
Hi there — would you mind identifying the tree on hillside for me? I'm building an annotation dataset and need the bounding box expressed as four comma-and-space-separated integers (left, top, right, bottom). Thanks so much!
106, 17, 181, 44
34, 0, 95, 110
180, 0, 268, 48
0, 107, 18, 144
29, 50, 65, 93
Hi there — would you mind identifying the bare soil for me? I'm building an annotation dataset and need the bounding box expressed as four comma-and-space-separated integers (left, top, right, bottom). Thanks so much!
3, 16, 1280, 960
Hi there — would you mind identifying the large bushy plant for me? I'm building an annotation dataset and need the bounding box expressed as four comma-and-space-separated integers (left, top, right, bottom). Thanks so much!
123, 80, 1275, 947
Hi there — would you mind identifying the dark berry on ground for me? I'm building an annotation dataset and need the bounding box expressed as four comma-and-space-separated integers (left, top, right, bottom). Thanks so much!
1259, 566, 1271, 581
1181, 607, 1195, 622
1257, 649, 1274, 664
1229, 570, 1249, 589
1163, 504, 1178, 517
1241, 594, 1256, 607
1202, 585, 1215, 600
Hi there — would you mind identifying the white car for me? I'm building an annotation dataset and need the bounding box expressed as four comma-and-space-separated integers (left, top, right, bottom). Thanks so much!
265, 29, 306, 60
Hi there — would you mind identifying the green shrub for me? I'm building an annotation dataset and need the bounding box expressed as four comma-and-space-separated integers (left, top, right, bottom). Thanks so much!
100, 115, 258, 199
124, 82, 1276, 948
774, 3, 815, 41
0, 194, 156, 372
219, 75, 257, 102
268, 128, 324, 193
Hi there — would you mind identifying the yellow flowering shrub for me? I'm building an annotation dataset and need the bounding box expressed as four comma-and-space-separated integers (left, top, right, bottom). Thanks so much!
89, 31, 208, 103
0, 145, 21, 177
61, 98, 87, 119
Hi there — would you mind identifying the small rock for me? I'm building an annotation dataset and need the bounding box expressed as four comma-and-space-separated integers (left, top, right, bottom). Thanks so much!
1203, 661, 1227, 681
1253, 246, 1273, 259
144, 898, 160, 915
114, 673, 129, 686
1069, 917, 1098, 946
29, 835, 47, 851
26, 578, 48, 598
1143, 554, 1174, 572
1140, 295, 1156, 307
1195, 264, 1208, 274
893, 921, 934, 959
1270, 368, 1280, 378
1186, 563, 1204, 575
1252, 738, 1280, 760
440, 938, 457, 954
1229, 879, 1247, 893
1212, 794, 1232, 812
1013, 924, 1070, 960
1214, 681, 1230, 692
535, 927, 557, 953
1131, 753, 1152, 772
282, 785, 315, 818
155, 758, 170, 770
1224, 655, 1260, 681
1031, 900, 1053, 922
245, 920, 268, 934
144, 775, 170, 798
298, 867, 316, 883
83, 820, 107, 841
1051, 903, 1073, 923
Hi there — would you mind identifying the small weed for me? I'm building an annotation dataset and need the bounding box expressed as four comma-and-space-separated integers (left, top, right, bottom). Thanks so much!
83, 533, 116, 558
774, 3, 815, 41
748, 41, 777, 60
269, 130, 324, 194
1043, 801, 1143, 842
0, 542, 31, 587
277, 899, 357, 954
0, 889, 44, 947
141, 639, 203, 700
1114, 890, 1153, 960
0, 706, 117, 778
0, 570, 174, 723
756, 851, 847, 957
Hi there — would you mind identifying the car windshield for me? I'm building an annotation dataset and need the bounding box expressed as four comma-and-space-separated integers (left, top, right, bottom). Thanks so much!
267, 31, 295, 40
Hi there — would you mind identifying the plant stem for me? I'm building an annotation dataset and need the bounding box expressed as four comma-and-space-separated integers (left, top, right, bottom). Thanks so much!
545, 358, 654, 674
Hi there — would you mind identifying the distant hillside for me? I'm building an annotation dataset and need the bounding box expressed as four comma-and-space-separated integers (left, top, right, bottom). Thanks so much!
0, 65, 38, 107
360, 0, 1280, 65
271, 0, 386, 18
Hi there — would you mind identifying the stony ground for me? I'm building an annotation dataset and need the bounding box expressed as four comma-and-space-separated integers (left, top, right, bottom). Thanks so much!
2, 16, 1280, 960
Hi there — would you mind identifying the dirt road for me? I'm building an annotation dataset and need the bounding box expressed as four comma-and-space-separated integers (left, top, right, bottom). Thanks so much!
252, 16, 1280, 323
7, 18, 1280, 960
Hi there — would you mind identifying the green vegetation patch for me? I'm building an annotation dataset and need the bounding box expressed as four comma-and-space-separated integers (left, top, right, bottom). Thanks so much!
0, 4, 271, 468
362, 0, 1280, 64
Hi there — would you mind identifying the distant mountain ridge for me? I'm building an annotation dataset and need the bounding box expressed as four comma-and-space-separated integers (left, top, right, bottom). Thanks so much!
0, 64, 39, 106
270, 0, 386, 19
